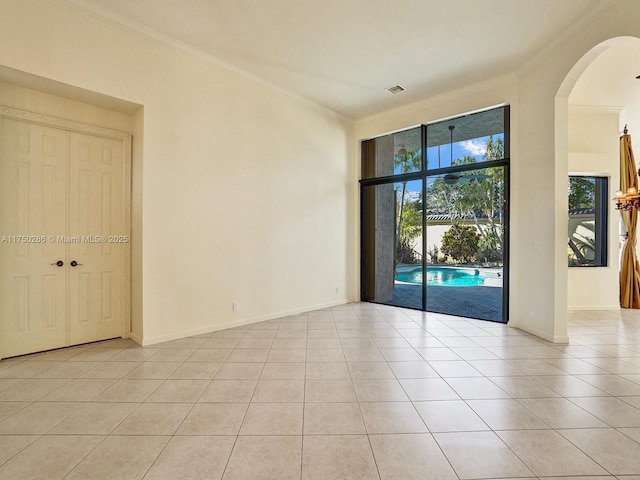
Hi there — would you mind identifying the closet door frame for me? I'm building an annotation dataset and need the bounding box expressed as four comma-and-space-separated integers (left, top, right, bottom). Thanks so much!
0, 106, 132, 359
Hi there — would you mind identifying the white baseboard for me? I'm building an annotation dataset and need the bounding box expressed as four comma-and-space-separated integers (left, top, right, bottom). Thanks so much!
137, 298, 351, 346
568, 305, 620, 311
509, 322, 570, 344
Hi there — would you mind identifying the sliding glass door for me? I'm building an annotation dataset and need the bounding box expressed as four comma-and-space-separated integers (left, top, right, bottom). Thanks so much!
424, 167, 506, 321
361, 179, 424, 310
360, 106, 509, 323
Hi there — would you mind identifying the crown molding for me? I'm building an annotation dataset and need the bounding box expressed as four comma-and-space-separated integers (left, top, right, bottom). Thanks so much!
568, 104, 625, 114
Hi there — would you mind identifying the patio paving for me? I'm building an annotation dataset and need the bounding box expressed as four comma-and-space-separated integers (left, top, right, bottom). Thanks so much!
387, 284, 504, 322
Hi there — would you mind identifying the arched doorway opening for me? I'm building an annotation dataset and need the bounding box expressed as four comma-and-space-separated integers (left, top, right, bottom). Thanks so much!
557, 36, 640, 314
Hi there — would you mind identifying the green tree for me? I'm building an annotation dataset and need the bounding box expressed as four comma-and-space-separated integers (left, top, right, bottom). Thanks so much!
441, 224, 480, 263
394, 149, 421, 264
396, 199, 422, 263
569, 177, 595, 210
398, 200, 422, 242
461, 136, 504, 260
425, 136, 505, 263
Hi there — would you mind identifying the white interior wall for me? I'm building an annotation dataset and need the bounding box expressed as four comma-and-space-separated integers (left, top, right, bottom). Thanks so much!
0, 0, 355, 345
567, 109, 620, 309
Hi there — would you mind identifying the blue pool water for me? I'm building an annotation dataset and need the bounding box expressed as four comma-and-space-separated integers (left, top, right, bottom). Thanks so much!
395, 267, 500, 287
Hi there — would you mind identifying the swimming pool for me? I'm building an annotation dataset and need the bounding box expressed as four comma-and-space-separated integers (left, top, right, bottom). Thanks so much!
395, 266, 502, 287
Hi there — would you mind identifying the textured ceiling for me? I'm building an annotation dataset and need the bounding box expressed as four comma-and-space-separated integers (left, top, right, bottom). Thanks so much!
63, 0, 614, 119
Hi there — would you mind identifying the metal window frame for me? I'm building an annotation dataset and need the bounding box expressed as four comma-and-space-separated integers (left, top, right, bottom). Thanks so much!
359, 105, 511, 323
568, 175, 608, 268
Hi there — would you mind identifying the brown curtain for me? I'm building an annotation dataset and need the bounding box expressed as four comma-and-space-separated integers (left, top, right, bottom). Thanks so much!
619, 132, 640, 308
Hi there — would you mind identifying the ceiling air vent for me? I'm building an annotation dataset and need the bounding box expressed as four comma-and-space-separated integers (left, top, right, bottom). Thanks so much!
386, 85, 406, 94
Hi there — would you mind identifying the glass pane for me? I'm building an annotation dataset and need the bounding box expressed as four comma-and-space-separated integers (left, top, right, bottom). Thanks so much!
361, 180, 423, 309
568, 176, 603, 266
362, 127, 421, 179
426, 108, 505, 171
425, 166, 505, 321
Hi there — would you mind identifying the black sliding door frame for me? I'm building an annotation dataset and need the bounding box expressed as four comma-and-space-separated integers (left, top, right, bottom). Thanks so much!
360, 105, 510, 323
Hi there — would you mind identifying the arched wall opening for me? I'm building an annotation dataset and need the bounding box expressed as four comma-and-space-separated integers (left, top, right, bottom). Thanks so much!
556, 36, 640, 312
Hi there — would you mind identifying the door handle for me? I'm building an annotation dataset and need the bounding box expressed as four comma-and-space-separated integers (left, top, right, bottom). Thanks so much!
70, 260, 83, 267
51, 260, 64, 267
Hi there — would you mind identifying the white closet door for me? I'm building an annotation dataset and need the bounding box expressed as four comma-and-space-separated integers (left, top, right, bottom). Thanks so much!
67, 132, 124, 345
1, 118, 127, 358
1, 119, 68, 357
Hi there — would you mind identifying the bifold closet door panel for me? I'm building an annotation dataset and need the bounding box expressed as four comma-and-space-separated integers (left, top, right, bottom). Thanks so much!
1, 119, 68, 357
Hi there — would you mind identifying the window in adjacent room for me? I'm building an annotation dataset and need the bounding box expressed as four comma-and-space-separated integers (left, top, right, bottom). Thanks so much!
568, 176, 608, 266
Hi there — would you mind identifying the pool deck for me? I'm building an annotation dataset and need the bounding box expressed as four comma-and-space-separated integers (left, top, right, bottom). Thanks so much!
387, 283, 504, 322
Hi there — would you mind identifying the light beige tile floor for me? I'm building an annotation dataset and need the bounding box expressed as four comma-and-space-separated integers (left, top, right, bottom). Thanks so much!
0, 303, 639, 479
